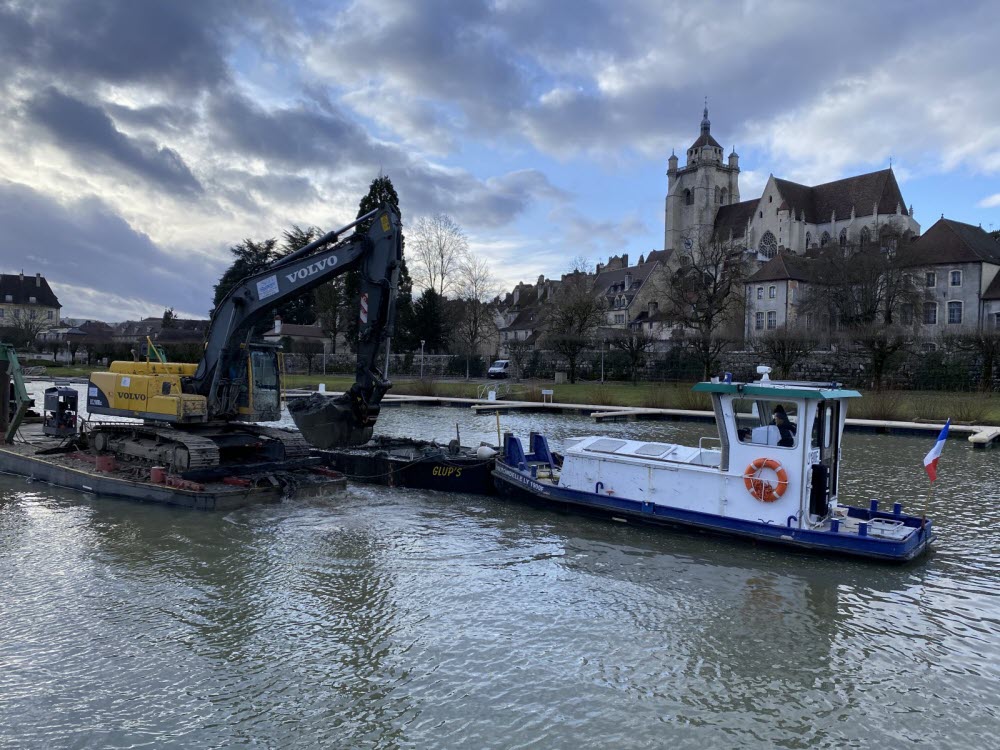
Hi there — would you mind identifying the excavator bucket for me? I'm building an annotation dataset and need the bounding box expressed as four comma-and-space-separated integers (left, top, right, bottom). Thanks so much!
288, 392, 375, 449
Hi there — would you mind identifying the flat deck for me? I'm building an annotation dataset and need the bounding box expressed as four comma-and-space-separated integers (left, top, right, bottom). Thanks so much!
0, 425, 345, 510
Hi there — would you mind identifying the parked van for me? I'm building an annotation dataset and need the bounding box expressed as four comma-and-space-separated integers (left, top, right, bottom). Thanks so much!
487, 360, 511, 379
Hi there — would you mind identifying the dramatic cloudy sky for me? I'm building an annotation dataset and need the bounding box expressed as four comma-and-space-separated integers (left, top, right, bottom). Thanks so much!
1, 0, 998, 320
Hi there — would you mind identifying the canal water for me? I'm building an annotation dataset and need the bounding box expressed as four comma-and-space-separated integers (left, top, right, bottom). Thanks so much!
1, 389, 998, 748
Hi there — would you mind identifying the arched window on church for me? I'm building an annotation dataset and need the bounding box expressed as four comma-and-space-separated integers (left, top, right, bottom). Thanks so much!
820, 231, 831, 247
839, 228, 848, 247
759, 231, 778, 259
684, 189, 693, 206
805, 231, 812, 248
860, 226, 871, 246
720, 188, 728, 205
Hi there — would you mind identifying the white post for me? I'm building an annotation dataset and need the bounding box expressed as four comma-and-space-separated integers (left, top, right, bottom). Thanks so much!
420, 340, 426, 379
601, 339, 605, 383
323, 340, 328, 375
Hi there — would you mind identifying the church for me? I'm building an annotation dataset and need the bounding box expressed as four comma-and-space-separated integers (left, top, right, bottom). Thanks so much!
663, 107, 920, 260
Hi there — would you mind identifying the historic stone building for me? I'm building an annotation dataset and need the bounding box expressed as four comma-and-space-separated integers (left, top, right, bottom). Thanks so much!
664, 109, 920, 260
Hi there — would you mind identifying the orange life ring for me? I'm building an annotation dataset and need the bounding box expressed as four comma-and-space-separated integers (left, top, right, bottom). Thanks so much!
743, 458, 789, 503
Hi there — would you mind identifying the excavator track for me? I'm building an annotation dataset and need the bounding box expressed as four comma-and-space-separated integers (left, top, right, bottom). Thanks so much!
89, 423, 221, 471
239, 425, 312, 460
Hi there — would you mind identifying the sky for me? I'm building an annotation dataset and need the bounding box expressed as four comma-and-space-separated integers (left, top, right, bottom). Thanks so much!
1, 0, 999, 321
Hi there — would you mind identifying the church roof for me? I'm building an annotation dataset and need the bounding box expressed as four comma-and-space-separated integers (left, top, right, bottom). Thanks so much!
688, 132, 722, 150
900, 218, 1000, 267
772, 169, 907, 223
713, 199, 759, 241
748, 253, 825, 283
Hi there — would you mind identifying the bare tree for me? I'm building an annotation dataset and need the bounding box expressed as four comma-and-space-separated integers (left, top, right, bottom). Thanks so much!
800, 237, 923, 388
750, 327, 817, 379
657, 232, 751, 379
545, 271, 605, 383
946, 330, 1000, 391
505, 338, 533, 381
410, 213, 469, 295
454, 253, 499, 379
609, 328, 658, 384
313, 278, 347, 353
1, 314, 47, 352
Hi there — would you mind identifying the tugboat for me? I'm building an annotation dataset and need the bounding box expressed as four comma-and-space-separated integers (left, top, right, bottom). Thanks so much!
493, 367, 934, 562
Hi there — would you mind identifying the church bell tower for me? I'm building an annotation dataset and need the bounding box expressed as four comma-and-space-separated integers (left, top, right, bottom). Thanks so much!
664, 105, 741, 254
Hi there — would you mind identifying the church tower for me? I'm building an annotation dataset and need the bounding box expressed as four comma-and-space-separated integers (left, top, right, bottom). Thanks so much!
664, 106, 741, 254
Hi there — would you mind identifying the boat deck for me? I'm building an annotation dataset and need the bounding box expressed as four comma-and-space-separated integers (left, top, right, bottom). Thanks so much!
0, 424, 346, 510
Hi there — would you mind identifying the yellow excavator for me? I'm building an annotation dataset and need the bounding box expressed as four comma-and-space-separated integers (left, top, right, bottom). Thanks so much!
85, 206, 402, 471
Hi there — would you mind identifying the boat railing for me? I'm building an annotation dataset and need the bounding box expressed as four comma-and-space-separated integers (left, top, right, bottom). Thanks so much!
698, 436, 721, 452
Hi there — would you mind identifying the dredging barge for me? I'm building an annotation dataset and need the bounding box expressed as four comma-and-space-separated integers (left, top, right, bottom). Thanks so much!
494, 369, 934, 562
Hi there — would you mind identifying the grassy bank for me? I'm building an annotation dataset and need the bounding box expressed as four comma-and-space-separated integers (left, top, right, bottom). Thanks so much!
23, 364, 996, 425
285, 375, 1000, 425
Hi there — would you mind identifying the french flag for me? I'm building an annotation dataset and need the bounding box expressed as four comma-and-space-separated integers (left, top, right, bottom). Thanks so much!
923, 419, 951, 482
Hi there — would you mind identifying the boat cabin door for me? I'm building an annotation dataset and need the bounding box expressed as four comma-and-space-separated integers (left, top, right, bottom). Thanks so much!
809, 400, 841, 518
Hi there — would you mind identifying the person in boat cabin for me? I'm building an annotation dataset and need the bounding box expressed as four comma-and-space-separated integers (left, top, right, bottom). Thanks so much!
771, 405, 796, 448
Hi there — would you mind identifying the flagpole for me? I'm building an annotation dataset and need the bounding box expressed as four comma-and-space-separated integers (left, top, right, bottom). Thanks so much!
922, 477, 934, 531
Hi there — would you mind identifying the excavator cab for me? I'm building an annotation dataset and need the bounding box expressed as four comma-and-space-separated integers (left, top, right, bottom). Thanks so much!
214, 343, 282, 423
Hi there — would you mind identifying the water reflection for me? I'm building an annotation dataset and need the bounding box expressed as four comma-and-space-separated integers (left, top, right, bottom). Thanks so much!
1, 397, 999, 748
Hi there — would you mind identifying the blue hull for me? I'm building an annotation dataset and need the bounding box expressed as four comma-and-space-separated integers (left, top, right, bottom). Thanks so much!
493, 461, 933, 563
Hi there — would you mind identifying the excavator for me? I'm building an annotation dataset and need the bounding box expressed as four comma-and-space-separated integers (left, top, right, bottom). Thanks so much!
85, 205, 402, 472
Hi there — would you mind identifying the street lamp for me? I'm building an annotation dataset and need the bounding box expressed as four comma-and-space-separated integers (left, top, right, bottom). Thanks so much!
420, 339, 426, 379
601, 338, 608, 383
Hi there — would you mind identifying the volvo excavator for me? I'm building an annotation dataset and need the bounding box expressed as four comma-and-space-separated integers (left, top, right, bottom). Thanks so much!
85, 205, 402, 472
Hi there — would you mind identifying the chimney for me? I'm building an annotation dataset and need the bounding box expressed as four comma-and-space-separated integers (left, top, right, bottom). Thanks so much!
35, 272, 40, 287
624, 271, 632, 289
19, 270, 24, 282
274, 315, 282, 334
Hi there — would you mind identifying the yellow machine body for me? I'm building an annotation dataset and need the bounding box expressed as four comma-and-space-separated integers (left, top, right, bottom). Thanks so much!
87, 361, 208, 423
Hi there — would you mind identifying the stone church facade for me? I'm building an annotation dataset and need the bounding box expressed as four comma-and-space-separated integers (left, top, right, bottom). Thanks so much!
664, 108, 920, 260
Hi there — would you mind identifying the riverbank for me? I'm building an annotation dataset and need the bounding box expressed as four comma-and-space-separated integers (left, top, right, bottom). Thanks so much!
19, 365, 1000, 425
285, 375, 1000, 426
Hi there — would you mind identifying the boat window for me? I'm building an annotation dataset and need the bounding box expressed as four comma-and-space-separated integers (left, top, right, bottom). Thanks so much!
734, 399, 798, 448
824, 405, 834, 448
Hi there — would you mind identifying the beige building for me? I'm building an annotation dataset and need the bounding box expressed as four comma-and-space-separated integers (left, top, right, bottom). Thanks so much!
0, 272, 61, 328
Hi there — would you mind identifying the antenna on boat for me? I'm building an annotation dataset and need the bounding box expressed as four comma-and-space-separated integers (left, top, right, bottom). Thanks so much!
756, 365, 772, 382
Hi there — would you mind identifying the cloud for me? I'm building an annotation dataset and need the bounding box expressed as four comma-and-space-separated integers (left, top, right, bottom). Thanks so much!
26, 88, 202, 196
0, 180, 219, 319
0, 0, 236, 92
978, 194, 1000, 209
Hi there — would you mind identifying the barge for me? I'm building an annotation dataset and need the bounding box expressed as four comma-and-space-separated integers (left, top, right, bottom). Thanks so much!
494, 369, 934, 562
317, 436, 497, 495
0, 423, 346, 510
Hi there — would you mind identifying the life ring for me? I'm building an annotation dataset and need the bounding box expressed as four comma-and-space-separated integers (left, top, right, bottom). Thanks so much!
743, 458, 789, 503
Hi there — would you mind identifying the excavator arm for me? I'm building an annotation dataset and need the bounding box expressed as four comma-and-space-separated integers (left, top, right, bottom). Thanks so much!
188, 205, 402, 446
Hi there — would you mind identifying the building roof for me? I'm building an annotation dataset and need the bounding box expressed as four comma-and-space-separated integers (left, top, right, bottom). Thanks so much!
688, 132, 722, 150
713, 199, 760, 241
504, 307, 545, 331
0, 273, 60, 307
899, 218, 1000, 267
262, 323, 328, 339
594, 260, 659, 298
983, 272, 1000, 301
748, 253, 825, 283
772, 169, 907, 224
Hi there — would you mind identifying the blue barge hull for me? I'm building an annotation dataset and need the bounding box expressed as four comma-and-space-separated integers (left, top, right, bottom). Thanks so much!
492, 462, 934, 562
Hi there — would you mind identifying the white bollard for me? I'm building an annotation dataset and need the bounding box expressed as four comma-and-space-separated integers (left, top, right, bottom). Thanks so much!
318, 383, 326, 393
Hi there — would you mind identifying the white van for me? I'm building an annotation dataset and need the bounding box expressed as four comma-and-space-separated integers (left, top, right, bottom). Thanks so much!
487, 360, 511, 379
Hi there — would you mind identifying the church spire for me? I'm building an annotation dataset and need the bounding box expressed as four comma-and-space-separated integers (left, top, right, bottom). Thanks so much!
701, 98, 711, 135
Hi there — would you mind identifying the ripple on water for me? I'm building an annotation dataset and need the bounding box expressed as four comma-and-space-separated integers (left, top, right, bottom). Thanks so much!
1, 402, 999, 748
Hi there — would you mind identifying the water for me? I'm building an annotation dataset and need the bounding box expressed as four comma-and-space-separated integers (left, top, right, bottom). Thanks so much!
2, 388, 999, 748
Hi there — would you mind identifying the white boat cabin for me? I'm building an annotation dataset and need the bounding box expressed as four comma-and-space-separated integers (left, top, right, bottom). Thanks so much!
555, 373, 860, 529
